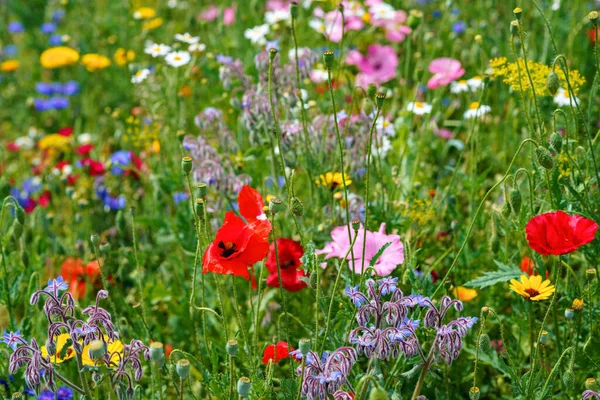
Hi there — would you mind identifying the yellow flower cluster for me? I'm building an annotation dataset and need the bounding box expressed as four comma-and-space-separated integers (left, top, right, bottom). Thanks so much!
40, 46, 80, 69
123, 115, 160, 153
81, 53, 111, 72
0, 60, 20, 72
400, 197, 434, 226
489, 57, 585, 96
113, 48, 135, 67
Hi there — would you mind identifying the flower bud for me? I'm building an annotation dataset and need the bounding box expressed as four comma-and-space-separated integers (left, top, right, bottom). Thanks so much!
351, 218, 361, 232
539, 330, 549, 345
150, 342, 164, 363
586, 378, 598, 391
481, 306, 489, 313
509, 188, 522, 214
15, 206, 25, 225
323, 50, 335, 70
92, 371, 102, 384
546, 71, 560, 96
513, 7, 523, 20
375, 92, 386, 110
269, 48, 278, 62
572, 298, 584, 311
407, 10, 423, 29
176, 359, 190, 379
12, 393, 22, 399
291, 196, 304, 217
45, 339, 57, 356
589, 11, 599, 25
89, 340, 107, 360
368, 387, 389, 400
9, 219, 23, 240
549, 132, 562, 153
479, 333, 492, 353
195, 198, 205, 219
562, 369, 574, 387
535, 146, 554, 170
586, 268, 597, 282
299, 338, 311, 356
290, 1, 299, 19
99, 241, 110, 255
90, 233, 100, 247
469, 387, 480, 400
181, 156, 193, 175
269, 197, 284, 214
564, 308, 574, 320
197, 183, 207, 199
367, 84, 377, 100
177, 130, 186, 143
227, 339, 239, 357
510, 20, 520, 36
237, 377, 251, 397
501, 202, 511, 218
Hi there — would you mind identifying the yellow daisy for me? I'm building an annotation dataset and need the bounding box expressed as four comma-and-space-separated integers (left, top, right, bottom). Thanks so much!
315, 172, 352, 190
41, 333, 76, 363
509, 274, 555, 301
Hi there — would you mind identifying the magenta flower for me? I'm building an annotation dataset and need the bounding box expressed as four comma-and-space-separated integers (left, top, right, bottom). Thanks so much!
198, 5, 219, 22
346, 45, 399, 88
316, 223, 404, 276
223, 4, 236, 26
266, 0, 291, 11
427, 58, 465, 90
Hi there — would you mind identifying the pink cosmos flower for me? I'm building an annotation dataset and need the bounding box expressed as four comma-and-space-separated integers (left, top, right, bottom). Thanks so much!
267, 0, 291, 11
223, 4, 236, 26
316, 223, 404, 276
384, 11, 412, 42
312, 5, 364, 43
199, 5, 219, 22
427, 58, 465, 90
346, 45, 398, 88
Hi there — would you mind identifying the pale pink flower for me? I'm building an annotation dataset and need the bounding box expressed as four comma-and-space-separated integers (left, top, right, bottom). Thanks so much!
427, 58, 465, 90
317, 223, 404, 276
266, 0, 291, 11
223, 4, 236, 26
199, 5, 219, 21
346, 44, 398, 88
384, 11, 412, 42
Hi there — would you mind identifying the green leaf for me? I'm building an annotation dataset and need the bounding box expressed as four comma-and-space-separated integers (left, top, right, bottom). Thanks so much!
369, 242, 391, 267
464, 261, 521, 289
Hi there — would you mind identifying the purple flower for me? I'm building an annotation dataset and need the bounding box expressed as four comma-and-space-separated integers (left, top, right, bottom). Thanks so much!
266, 40, 279, 51
49, 34, 63, 45
36, 82, 55, 96
40, 22, 57, 34
56, 386, 74, 400
172, 192, 189, 205
37, 390, 54, 399
34, 98, 51, 112
52, 10, 66, 23
583, 391, 600, 399
110, 150, 132, 176
3, 44, 17, 57
452, 21, 466, 34
297, 348, 357, 400
62, 81, 80, 96
48, 96, 70, 110
377, 277, 398, 296
1, 330, 24, 351
8, 21, 24, 33
216, 54, 233, 64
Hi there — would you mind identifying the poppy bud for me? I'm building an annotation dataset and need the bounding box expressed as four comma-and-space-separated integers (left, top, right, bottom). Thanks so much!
549, 132, 562, 153
177, 130, 186, 143
589, 11, 599, 25
290, 1, 299, 19
291, 196, 304, 217
375, 92, 386, 110
469, 387, 480, 400
269, 197, 284, 214
402, 267, 411, 285
176, 359, 190, 379
368, 387, 389, 400
407, 10, 423, 29
586, 378, 598, 391
181, 156, 193, 175
501, 203, 511, 218
237, 377, 251, 398
89, 340, 107, 360
197, 183, 207, 199
367, 84, 377, 100
546, 72, 560, 96
586, 268, 597, 282
479, 333, 492, 353
195, 198, 205, 219
269, 48, 278, 62
323, 50, 335, 70
562, 369, 574, 387
481, 306, 489, 313
539, 330, 549, 345
513, 7, 523, 20
227, 339, 239, 357
15, 206, 25, 225
99, 241, 110, 255
21, 251, 29, 268
90, 233, 100, 247
565, 308, 574, 320
150, 342, 164, 363
116, 210, 126, 234
510, 20, 520, 36
309, 270, 318, 288
535, 146, 554, 170
509, 188, 522, 214
299, 338, 311, 356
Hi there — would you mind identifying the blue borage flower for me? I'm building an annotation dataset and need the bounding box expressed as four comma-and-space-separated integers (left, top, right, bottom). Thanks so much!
44, 276, 69, 294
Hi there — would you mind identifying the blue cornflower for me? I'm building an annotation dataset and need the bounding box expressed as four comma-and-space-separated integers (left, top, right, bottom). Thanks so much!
49, 34, 63, 45
56, 386, 74, 400
110, 150, 132, 176
172, 192, 189, 205
61, 81, 80, 96
40, 22, 57, 34
265, 40, 279, 51
453, 21, 466, 35
36, 82, 55, 96
8, 21, 24, 34
215, 54, 233, 64
34, 98, 51, 112
48, 96, 70, 109
37, 389, 54, 399
3, 44, 18, 57
52, 9, 66, 23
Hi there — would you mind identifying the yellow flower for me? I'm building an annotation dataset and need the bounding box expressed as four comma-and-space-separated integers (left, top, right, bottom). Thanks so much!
315, 172, 352, 190
133, 7, 156, 20
453, 286, 478, 302
113, 48, 135, 67
142, 17, 163, 31
41, 333, 76, 364
81, 54, 111, 72
509, 274, 555, 301
572, 298, 584, 311
38, 134, 70, 152
0, 60, 20, 72
81, 337, 124, 366
40, 46, 80, 69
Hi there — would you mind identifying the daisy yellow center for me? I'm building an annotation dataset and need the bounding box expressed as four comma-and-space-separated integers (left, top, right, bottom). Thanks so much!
469, 102, 480, 110
562, 90, 569, 98
458, 80, 467, 84
415, 102, 424, 108
174, 55, 181, 61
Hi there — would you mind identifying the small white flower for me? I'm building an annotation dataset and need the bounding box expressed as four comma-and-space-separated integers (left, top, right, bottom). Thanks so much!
463, 102, 491, 119
406, 101, 432, 115
467, 76, 484, 90
145, 43, 171, 58
15, 136, 34, 150
165, 51, 191, 68
131, 68, 151, 84
376, 118, 396, 136
188, 43, 206, 53
244, 24, 270, 45
551, 0, 560, 11
167, 0, 178, 8
77, 133, 92, 144
174, 32, 200, 44
372, 135, 392, 158
450, 80, 470, 94
309, 18, 326, 33
369, 2, 396, 21
265, 10, 290, 25
309, 68, 329, 83
553, 88, 579, 107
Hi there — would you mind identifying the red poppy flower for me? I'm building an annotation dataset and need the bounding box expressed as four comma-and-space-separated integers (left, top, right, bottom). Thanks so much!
526, 211, 598, 255
203, 186, 271, 278
76, 144, 94, 156
520, 256, 549, 279
589, 27, 600, 44
265, 238, 307, 292
58, 127, 73, 136
60, 257, 101, 299
262, 341, 294, 364
80, 158, 106, 176
38, 191, 51, 208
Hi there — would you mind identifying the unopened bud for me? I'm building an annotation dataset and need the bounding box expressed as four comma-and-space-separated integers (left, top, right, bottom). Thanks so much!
89, 340, 107, 360
368, 387, 389, 400
176, 359, 190, 379
565, 308, 574, 320
90, 233, 100, 247
501, 202, 511, 218
562, 369, 574, 387
181, 156, 193, 174
586, 378, 598, 391
150, 342, 164, 363
15, 206, 25, 225
45, 339, 57, 356
269, 48, 278, 62
92, 371, 102, 383
479, 333, 491, 353
481, 306, 489, 313
546, 71, 560, 96
227, 339, 239, 357
291, 196, 304, 217
586, 268, 596, 282
550, 132, 562, 153
237, 377, 251, 397
177, 130, 186, 143
375, 92, 386, 110
469, 387, 480, 400
535, 146, 554, 170
99, 241, 110, 255
323, 50, 335, 70
269, 197, 284, 214
299, 338, 311, 356
509, 188, 522, 214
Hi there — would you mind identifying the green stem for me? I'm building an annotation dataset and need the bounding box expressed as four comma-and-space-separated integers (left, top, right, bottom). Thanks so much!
411, 347, 435, 400
231, 273, 254, 377
130, 208, 152, 341
270, 214, 291, 354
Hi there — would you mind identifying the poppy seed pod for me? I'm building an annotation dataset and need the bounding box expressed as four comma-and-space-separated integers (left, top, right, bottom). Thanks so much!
510, 20, 520, 36
227, 339, 239, 357
269, 48, 278, 62
323, 50, 335, 70
181, 156, 193, 174
290, 1, 299, 19
375, 92, 386, 110
589, 11, 599, 25
565, 308, 575, 320
513, 7, 523, 20
351, 218, 361, 232
546, 71, 560, 95
539, 330, 549, 345
237, 377, 251, 397
586, 378, 598, 391
177, 130, 186, 143
150, 342, 164, 363
90, 233, 100, 247
299, 338, 311, 356
509, 188, 522, 214
469, 387, 481, 400
269, 197, 284, 214
197, 183, 207, 199
479, 333, 492, 353
586, 268, 597, 282
549, 132, 562, 153
195, 198, 205, 219
535, 146, 554, 170
99, 241, 110, 255
176, 359, 190, 379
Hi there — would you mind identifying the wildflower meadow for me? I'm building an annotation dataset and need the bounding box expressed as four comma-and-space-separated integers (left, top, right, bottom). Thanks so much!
2, 0, 600, 399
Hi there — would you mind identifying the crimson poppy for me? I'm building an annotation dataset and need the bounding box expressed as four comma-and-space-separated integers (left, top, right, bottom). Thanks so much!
60, 257, 101, 299
202, 186, 271, 278
80, 158, 106, 176
265, 238, 307, 292
262, 341, 294, 364
526, 211, 598, 256
520, 256, 549, 279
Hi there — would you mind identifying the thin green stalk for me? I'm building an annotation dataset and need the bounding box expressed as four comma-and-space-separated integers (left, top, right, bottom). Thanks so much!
214, 274, 230, 339
92, 244, 122, 333
0, 199, 16, 330
270, 214, 291, 352
267, 51, 289, 192
411, 346, 435, 400
296, 358, 306, 400
179, 379, 184, 400
231, 274, 254, 377
130, 208, 152, 341
229, 356, 235, 399
314, 263, 321, 349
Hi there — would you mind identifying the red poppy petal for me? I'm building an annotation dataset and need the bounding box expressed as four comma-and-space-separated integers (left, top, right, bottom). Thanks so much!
238, 186, 265, 223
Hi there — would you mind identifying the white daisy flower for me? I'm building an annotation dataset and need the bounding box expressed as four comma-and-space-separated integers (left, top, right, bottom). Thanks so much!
450, 80, 470, 94
309, 18, 326, 33
467, 76, 484, 90
77, 133, 92, 144
377, 118, 396, 136
131, 68, 151, 84
244, 24, 270, 45
145, 43, 171, 58
167, 0, 178, 9
15, 136, 34, 150
369, 2, 396, 21
174, 32, 200, 44
463, 102, 491, 119
165, 51, 191, 68
372, 135, 392, 158
553, 88, 579, 107
406, 101, 432, 115
189, 43, 206, 53
265, 10, 290, 25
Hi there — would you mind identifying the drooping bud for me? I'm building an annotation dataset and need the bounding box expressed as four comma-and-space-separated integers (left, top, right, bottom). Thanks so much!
479, 333, 492, 353
501, 203, 511, 218
535, 146, 554, 170
323, 50, 335, 70
549, 132, 562, 153
513, 7, 523, 20
375, 92, 386, 110
227, 339, 239, 357
237, 377, 251, 398
176, 359, 191, 379
291, 196, 304, 217
89, 340, 107, 360
546, 71, 560, 96
269, 197, 284, 214
562, 369, 574, 387
9, 219, 23, 240
92, 371, 102, 384
469, 387, 481, 400
299, 338, 311, 356
368, 387, 389, 400
45, 339, 57, 357
150, 342, 164, 363
181, 156, 193, 175
509, 188, 522, 214
15, 206, 25, 225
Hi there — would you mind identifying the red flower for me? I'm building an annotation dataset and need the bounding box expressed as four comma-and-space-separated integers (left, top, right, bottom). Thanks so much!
589, 27, 600, 44
60, 257, 101, 299
38, 191, 51, 207
265, 238, 307, 292
58, 127, 73, 136
203, 186, 271, 278
520, 256, 549, 279
6, 142, 20, 152
262, 341, 294, 364
80, 158, 106, 176
526, 211, 598, 255
76, 144, 94, 156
